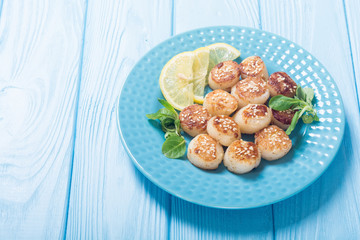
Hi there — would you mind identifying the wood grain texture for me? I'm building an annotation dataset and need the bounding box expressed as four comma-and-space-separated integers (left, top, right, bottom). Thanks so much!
170, 1, 274, 239
344, 0, 360, 109
65, 0, 172, 239
0, 0, 85, 239
260, 0, 360, 239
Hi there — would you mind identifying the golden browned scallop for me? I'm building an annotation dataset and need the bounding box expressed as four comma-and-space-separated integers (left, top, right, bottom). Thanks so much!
271, 109, 296, 130
208, 61, 241, 91
233, 104, 272, 134
179, 104, 211, 137
255, 125, 292, 161
231, 77, 270, 108
268, 72, 297, 97
203, 89, 238, 116
224, 139, 261, 174
187, 134, 224, 170
239, 56, 269, 81
207, 115, 241, 146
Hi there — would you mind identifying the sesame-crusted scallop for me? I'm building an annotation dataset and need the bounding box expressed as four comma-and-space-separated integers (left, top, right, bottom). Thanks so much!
206, 115, 241, 146
271, 109, 296, 130
233, 104, 272, 134
268, 72, 297, 97
208, 61, 241, 91
224, 140, 261, 174
187, 134, 224, 170
179, 104, 211, 137
231, 77, 270, 108
239, 56, 269, 81
255, 125, 292, 161
203, 89, 238, 116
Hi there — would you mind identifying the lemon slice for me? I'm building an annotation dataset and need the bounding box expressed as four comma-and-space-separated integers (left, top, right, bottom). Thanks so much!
206, 43, 241, 83
192, 47, 209, 104
159, 51, 195, 110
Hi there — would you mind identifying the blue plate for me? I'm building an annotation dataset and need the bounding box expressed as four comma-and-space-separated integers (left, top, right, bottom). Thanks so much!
117, 26, 345, 209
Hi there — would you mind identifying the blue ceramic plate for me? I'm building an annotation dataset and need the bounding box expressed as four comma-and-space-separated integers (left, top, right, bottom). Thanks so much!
117, 26, 345, 209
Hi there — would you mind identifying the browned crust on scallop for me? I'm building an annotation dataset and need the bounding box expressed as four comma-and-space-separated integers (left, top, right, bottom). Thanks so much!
179, 104, 211, 131
255, 125, 292, 152
204, 89, 238, 115
233, 77, 267, 100
242, 104, 269, 119
272, 109, 295, 125
239, 56, 265, 78
212, 115, 240, 138
268, 72, 297, 97
210, 61, 241, 83
227, 140, 259, 165
188, 134, 218, 162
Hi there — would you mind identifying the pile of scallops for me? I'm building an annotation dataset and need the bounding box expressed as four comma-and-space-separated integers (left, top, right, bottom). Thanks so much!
179, 56, 298, 174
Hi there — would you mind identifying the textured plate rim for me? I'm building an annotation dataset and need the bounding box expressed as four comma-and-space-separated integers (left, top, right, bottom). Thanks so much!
117, 25, 345, 209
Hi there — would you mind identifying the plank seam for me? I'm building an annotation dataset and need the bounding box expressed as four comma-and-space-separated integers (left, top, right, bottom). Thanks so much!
168, 1, 175, 239
342, 0, 360, 111
62, 0, 89, 238
257, 0, 262, 29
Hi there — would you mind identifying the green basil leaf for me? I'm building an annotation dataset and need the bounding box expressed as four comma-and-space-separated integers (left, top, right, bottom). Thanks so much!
165, 132, 178, 139
302, 114, 314, 124
286, 110, 301, 135
146, 108, 177, 121
302, 87, 315, 104
313, 113, 319, 121
161, 117, 176, 132
158, 98, 177, 115
174, 118, 181, 135
162, 136, 186, 159
296, 86, 306, 101
269, 95, 301, 111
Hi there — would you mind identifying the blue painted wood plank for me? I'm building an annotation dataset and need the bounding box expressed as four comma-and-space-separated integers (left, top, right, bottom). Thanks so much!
260, 0, 360, 239
344, 0, 360, 109
170, 1, 274, 239
65, 0, 173, 239
0, 0, 86, 239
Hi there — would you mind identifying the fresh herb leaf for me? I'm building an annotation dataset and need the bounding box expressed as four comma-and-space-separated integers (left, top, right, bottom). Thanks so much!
269, 95, 301, 111
165, 131, 179, 139
302, 114, 314, 124
146, 108, 177, 121
147, 99, 186, 159
270, 86, 319, 135
302, 88, 315, 104
313, 113, 319, 121
158, 98, 177, 115
162, 135, 186, 159
296, 86, 306, 101
174, 118, 181, 136
286, 110, 301, 135
161, 117, 176, 133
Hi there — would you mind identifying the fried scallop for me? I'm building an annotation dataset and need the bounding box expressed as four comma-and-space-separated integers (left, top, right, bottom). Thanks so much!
206, 115, 241, 146
187, 134, 224, 170
208, 61, 241, 91
239, 56, 269, 81
255, 125, 292, 161
179, 104, 211, 137
268, 72, 297, 97
271, 109, 296, 130
233, 104, 272, 134
231, 77, 270, 108
203, 89, 238, 116
224, 140, 261, 174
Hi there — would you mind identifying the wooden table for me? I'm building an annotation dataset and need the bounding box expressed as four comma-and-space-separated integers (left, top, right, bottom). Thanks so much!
1, 0, 360, 239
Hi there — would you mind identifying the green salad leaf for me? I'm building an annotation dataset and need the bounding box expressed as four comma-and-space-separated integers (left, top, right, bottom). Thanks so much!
146, 99, 186, 159
269, 86, 319, 135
